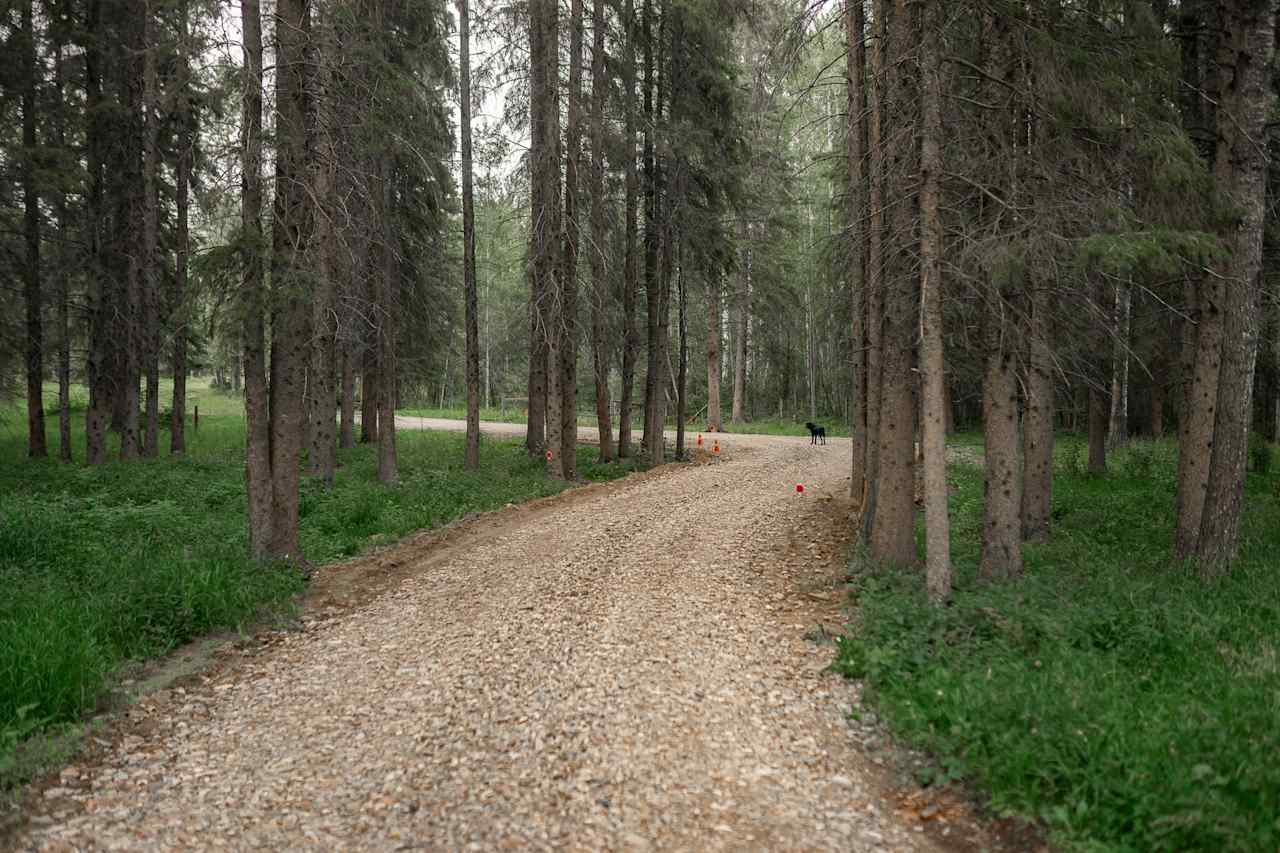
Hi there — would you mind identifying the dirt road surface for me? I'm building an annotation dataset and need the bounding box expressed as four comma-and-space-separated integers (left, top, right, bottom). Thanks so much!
13, 425, 975, 852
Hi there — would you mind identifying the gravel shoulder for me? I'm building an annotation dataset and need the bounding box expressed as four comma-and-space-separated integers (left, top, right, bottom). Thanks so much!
12, 427, 984, 852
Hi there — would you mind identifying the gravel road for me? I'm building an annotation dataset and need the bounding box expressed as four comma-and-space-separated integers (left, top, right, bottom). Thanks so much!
14, 425, 955, 852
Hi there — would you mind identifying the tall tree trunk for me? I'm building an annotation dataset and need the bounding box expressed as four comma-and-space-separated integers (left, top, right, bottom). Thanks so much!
618, 0, 640, 458
1274, 293, 1280, 444
1195, 0, 1275, 574
1148, 340, 1168, 438
53, 28, 72, 463
869, 0, 916, 569
1176, 281, 1222, 553
976, 8, 1021, 581
676, 243, 688, 458
339, 343, 356, 449
980, 281, 1024, 580
1086, 277, 1110, 474
641, 0, 663, 464
1173, 0, 1221, 557
731, 229, 750, 423
266, 0, 314, 561
118, 1, 145, 462
376, 154, 398, 486
918, 0, 950, 602
706, 273, 723, 431
1022, 283, 1054, 542
308, 71, 338, 486
846, 0, 867, 498
460, 0, 481, 470
241, 0, 274, 558
560, 0, 585, 481
83, 10, 114, 447
861, 0, 887, 539
1088, 383, 1109, 473
589, 0, 614, 460
21, 0, 47, 458
526, 0, 556, 459
528, 0, 563, 477
171, 0, 191, 455
142, 0, 161, 458
1107, 281, 1131, 450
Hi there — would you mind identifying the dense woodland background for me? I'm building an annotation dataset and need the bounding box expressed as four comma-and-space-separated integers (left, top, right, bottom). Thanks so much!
3, 0, 1280, 845
2, 0, 1279, 572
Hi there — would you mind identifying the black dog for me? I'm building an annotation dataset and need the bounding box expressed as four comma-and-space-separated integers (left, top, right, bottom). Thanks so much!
805, 422, 826, 445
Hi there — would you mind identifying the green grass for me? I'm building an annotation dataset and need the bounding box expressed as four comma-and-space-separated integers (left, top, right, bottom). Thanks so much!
1, 382, 648, 788
719, 416, 851, 438
834, 437, 1280, 851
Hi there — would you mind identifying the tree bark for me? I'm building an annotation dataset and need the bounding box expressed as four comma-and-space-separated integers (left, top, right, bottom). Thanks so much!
861, 0, 887, 540
266, 0, 315, 560
588, 0, 614, 460
141, 0, 161, 458
560, 0, 585, 481
706, 272, 723, 432
918, 0, 950, 602
171, 0, 191, 455
1088, 383, 1109, 474
241, 0, 274, 559
1274, 292, 1280, 444
980, 281, 1024, 580
676, 245, 688, 459
376, 153, 399, 486
1107, 281, 1132, 450
731, 229, 750, 423
460, 0, 481, 470
976, 7, 1021, 581
641, 0, 664, 464
617, 0, 639, 458
527, 0, 557, 459
1088, 278, 1110, 475
118, 1, 146, 462
1175, 277, 1220, 554
1022, 283, 1054, 542
52, 27, 72, 462
846, 0, 867, 499
1195, 0, 1275, 574
21, 0, 47, 458
302, 16, 337, 486
869, 0, 916, 569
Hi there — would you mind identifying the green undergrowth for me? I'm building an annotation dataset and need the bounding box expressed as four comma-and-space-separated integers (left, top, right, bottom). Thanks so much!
0, 413, 645, 789
835, 437, 1280, 852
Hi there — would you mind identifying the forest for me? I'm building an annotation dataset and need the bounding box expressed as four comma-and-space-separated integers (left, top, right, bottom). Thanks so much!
2, 0, 1280, 849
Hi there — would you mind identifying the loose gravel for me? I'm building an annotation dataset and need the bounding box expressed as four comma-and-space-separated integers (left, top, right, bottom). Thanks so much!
14, 428, 949, 852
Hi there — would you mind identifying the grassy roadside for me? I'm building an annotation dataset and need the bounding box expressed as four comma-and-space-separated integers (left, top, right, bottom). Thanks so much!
1, 382, 650, 792
834, 437, 1280, 851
